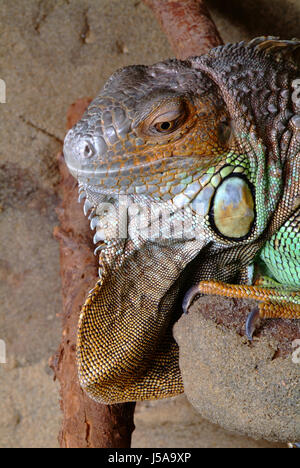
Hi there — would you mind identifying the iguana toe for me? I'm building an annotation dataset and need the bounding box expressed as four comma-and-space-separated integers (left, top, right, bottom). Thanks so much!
182, 285, 202, 314
245, 306, 260, 341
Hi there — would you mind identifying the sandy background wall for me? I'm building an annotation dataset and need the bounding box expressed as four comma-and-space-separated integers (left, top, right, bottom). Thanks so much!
0, 0, 299, 448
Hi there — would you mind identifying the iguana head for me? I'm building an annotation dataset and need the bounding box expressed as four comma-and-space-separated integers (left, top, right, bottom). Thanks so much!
62, 37, 300, 405
64, 37, 299, 245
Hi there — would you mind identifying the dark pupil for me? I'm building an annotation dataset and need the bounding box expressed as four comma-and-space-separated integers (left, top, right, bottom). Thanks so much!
160, 121, 171, 130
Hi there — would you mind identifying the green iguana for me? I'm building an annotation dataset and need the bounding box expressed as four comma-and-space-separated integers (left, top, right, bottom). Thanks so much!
63, 37, 300, 406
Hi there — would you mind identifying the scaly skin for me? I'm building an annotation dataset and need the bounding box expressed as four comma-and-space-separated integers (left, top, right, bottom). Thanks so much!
63, 37, 300, 405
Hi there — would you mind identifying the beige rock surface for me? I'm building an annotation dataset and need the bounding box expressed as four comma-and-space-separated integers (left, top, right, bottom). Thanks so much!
0, 0, 299, 448
132, 395, 285, 448
174, 299, 300, 443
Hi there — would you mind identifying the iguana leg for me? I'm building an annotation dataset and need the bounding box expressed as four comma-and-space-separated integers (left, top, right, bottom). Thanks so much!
183, 280, 300, 315
183, 280, 300, 340
183, 209, 300, 338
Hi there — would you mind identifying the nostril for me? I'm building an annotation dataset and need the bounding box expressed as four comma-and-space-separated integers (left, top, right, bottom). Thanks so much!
82, 141, 95, 159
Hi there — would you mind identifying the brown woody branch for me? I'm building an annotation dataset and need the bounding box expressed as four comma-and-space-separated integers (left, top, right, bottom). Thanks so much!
51, 99, 136, 448
143, 0, 223, 59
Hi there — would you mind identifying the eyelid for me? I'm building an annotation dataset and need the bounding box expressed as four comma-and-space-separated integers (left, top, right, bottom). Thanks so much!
151, 109, 182, 125
136, 99, 191, 138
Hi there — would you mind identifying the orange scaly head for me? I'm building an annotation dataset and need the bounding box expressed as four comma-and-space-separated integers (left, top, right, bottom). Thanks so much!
63, 60, 233, 203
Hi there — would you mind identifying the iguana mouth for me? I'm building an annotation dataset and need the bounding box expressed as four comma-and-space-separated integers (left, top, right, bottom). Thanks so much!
76, 157, 255, 253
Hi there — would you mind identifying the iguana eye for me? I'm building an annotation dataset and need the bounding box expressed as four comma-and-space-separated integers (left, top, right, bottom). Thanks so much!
154, 119, 178, 133
138, 100, 189, 137
151, 109, 184, 134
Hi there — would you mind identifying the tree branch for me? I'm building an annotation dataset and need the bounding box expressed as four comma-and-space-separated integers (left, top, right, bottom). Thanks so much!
143, 0, 223, 59
51, 98, 136, 448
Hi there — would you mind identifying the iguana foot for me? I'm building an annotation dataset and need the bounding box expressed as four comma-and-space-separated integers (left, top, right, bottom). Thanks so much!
183, 280, 300, 339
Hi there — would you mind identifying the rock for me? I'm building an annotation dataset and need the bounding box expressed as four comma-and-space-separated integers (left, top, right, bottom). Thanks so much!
174, 295, 300, 443
132, 395, 284, 448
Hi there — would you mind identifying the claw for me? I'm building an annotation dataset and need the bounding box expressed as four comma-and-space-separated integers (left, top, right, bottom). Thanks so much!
93, 230, 106, 244
78, 191, 86, 203
90, 216, 100, 230
88, 208, 96, 220
182, 285, 202, 314
94, 244, 107, 255
83, 199, 92, 216
245, 306, 260, 341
